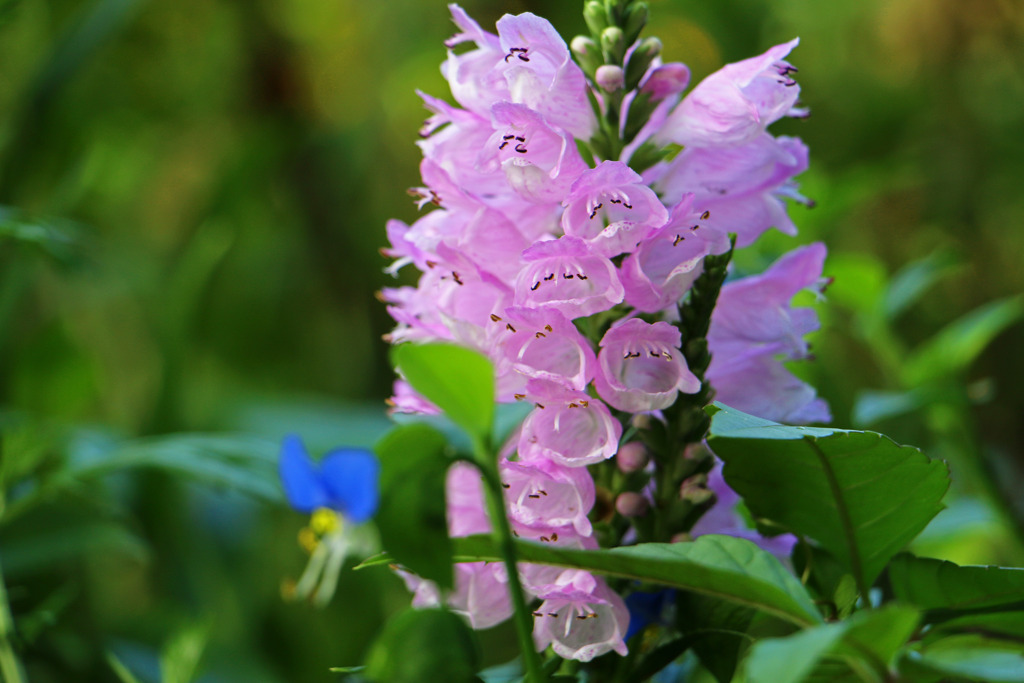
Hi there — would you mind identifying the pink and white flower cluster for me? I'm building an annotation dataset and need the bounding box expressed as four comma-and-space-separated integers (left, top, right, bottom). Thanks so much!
385, 5, 827, 661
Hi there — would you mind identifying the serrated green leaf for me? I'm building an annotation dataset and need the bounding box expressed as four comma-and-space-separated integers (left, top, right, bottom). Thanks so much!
452, 534, 822, 627
889, 554, 1024, 616
901, 634, 1024, 683
364, 608, 480, 683
903, 295, 1023, 384
374, 424, 453, 590
393, 343, 494, 442
708, 403, 949, 591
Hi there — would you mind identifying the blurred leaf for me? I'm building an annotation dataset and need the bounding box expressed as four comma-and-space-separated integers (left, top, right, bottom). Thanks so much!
364, 608, 480, 683
743, 622, 848, 683
903, 295, 1024, 385
708, 403, 949, 592
449, 534, 822, 627
884, 250, 959, 320
160, 621, 211, 683
889, 554, 1024, 615
901, 634, 1024, 682
0, 207, 82, 263
851, 388, 926, 426
834, 605, 920, 670
106, 652, 144, 683
1, 519, 147, 576
822, 253, 886, 314
373, 423, 453, 590
392, 343, 494, 443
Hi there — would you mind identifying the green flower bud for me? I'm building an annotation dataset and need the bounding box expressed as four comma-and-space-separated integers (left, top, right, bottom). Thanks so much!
600, 26, 626, 65
622, 2, 649, 46
583, 1, 608, 39
624, 36, 662, 91
570, 35, 603, 79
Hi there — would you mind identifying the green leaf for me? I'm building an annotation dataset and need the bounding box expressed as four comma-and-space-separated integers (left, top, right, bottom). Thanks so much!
374, 424, 454, 590
106, 652, 144, 683
743, 622, 848, 683
836, 605, 920, 670
675, 592, 760, 683
160, 621, 211, 683
364, 608, 480, 683
889, 554, 1024, 615
392, 343, 495, 442
707, 403, 949, 591
901, 634, 1024, 683
903, 295, 1024, 384
452, 533, 822, 627
883, 250, 959, 320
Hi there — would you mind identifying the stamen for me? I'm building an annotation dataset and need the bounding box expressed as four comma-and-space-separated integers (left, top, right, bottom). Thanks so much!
531, 281, 541, 291
701, 210, 711, 220
506, 323, 517, 332
490, 313, 502, 322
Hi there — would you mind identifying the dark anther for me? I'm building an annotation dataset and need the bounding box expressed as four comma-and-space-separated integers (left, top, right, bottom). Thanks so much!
490, 313, 502, 322
673, 235, 685, 246
544, 273, 555, 281
532, 611, 544, 617
563, 273, 573, 279
535, 403, 545, 409
589, 203, 603, 219
579, 400, 588, 408
539, 536, 549, 542
544, 324, 553, 332
502, 483, 511, 489
609, 198, 621, 204
701, 210, 711, 220
515, 136, 526, 142
539, 490, 547, 496
499, 141, 508, 150
623, 202, 633, 209
531, 281, 541, 291
505, 47, 529, 62
503, 134, 516, 139
506, 323, 517, 332
514, 143, 528, 153
514, 393, 526, 400
577, 274, 588, 280
452, 271, 463, 285
550, 532, 557, 541
535, 332, 546, 338
662, 352, 672, 360
528, 494, 541, 499
425, 260, 437, 268
650, 350, 659, 357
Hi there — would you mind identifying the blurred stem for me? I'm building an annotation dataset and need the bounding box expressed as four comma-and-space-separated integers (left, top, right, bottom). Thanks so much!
0, 561, 25, 683
471, 436, 546, 683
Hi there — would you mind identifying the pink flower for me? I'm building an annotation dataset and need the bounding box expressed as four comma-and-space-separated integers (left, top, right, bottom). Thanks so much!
532, 571, 629, 661
561, 161, 669, 257
620, 196, 732, 313
482, 102, 588, 204
514, 236, 624, 318
495, 12, 596, 139
655, 39, 802, 148
501, 458, 596, 536
594, 319, 700, 412
494, 306, 596, 392
442, 5, 509, 116
517, 382, 621, 467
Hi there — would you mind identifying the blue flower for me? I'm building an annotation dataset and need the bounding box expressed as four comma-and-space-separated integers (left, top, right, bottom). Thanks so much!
279, 434, 380, 523
624, 588, 676, 641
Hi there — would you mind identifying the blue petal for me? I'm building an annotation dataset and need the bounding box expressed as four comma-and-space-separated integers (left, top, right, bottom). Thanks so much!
319, 448, 380, 523
279, 435, 329, 513
624, 589, 674, 641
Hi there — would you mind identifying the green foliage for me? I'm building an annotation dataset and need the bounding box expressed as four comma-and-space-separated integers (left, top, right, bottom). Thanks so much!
889, 554, 1024, 613
446, 534, 822, 627
742, 622, 848, 683
392, 343, 495, 445
364, 608, 481, 683
373, 423, 453, 590
901, 634, 1024, 683
708, 403, 950, 592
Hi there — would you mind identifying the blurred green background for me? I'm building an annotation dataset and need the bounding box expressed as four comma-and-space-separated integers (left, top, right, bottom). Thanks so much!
0, 0, 1022, 680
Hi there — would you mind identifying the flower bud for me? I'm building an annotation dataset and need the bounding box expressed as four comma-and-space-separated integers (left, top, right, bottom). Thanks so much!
615, 491, 649, 517
570, 35, 603, 79
583, 1, 608, 38
600, 26, 626, 64
625, 36, 662, 91
622, 2, 649, 46
595, 65, 625, 92
616, 441, 649, 473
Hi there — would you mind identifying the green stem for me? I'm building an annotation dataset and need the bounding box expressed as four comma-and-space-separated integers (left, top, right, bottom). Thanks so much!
471, 437, 546, 683
0, 561, 25, 683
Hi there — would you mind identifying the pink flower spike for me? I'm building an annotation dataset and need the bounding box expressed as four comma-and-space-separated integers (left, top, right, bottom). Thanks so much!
501, 458, 596, 536
561, 161, 669, 258
532, 571, 629, 662
595, 319, 700, 412
442, 5, 509, 116
517, 382, 621, 468
655, 39, 801, 148
496, 306, 596, 391
496, 13, 596, 139
514, 236, 624, 319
